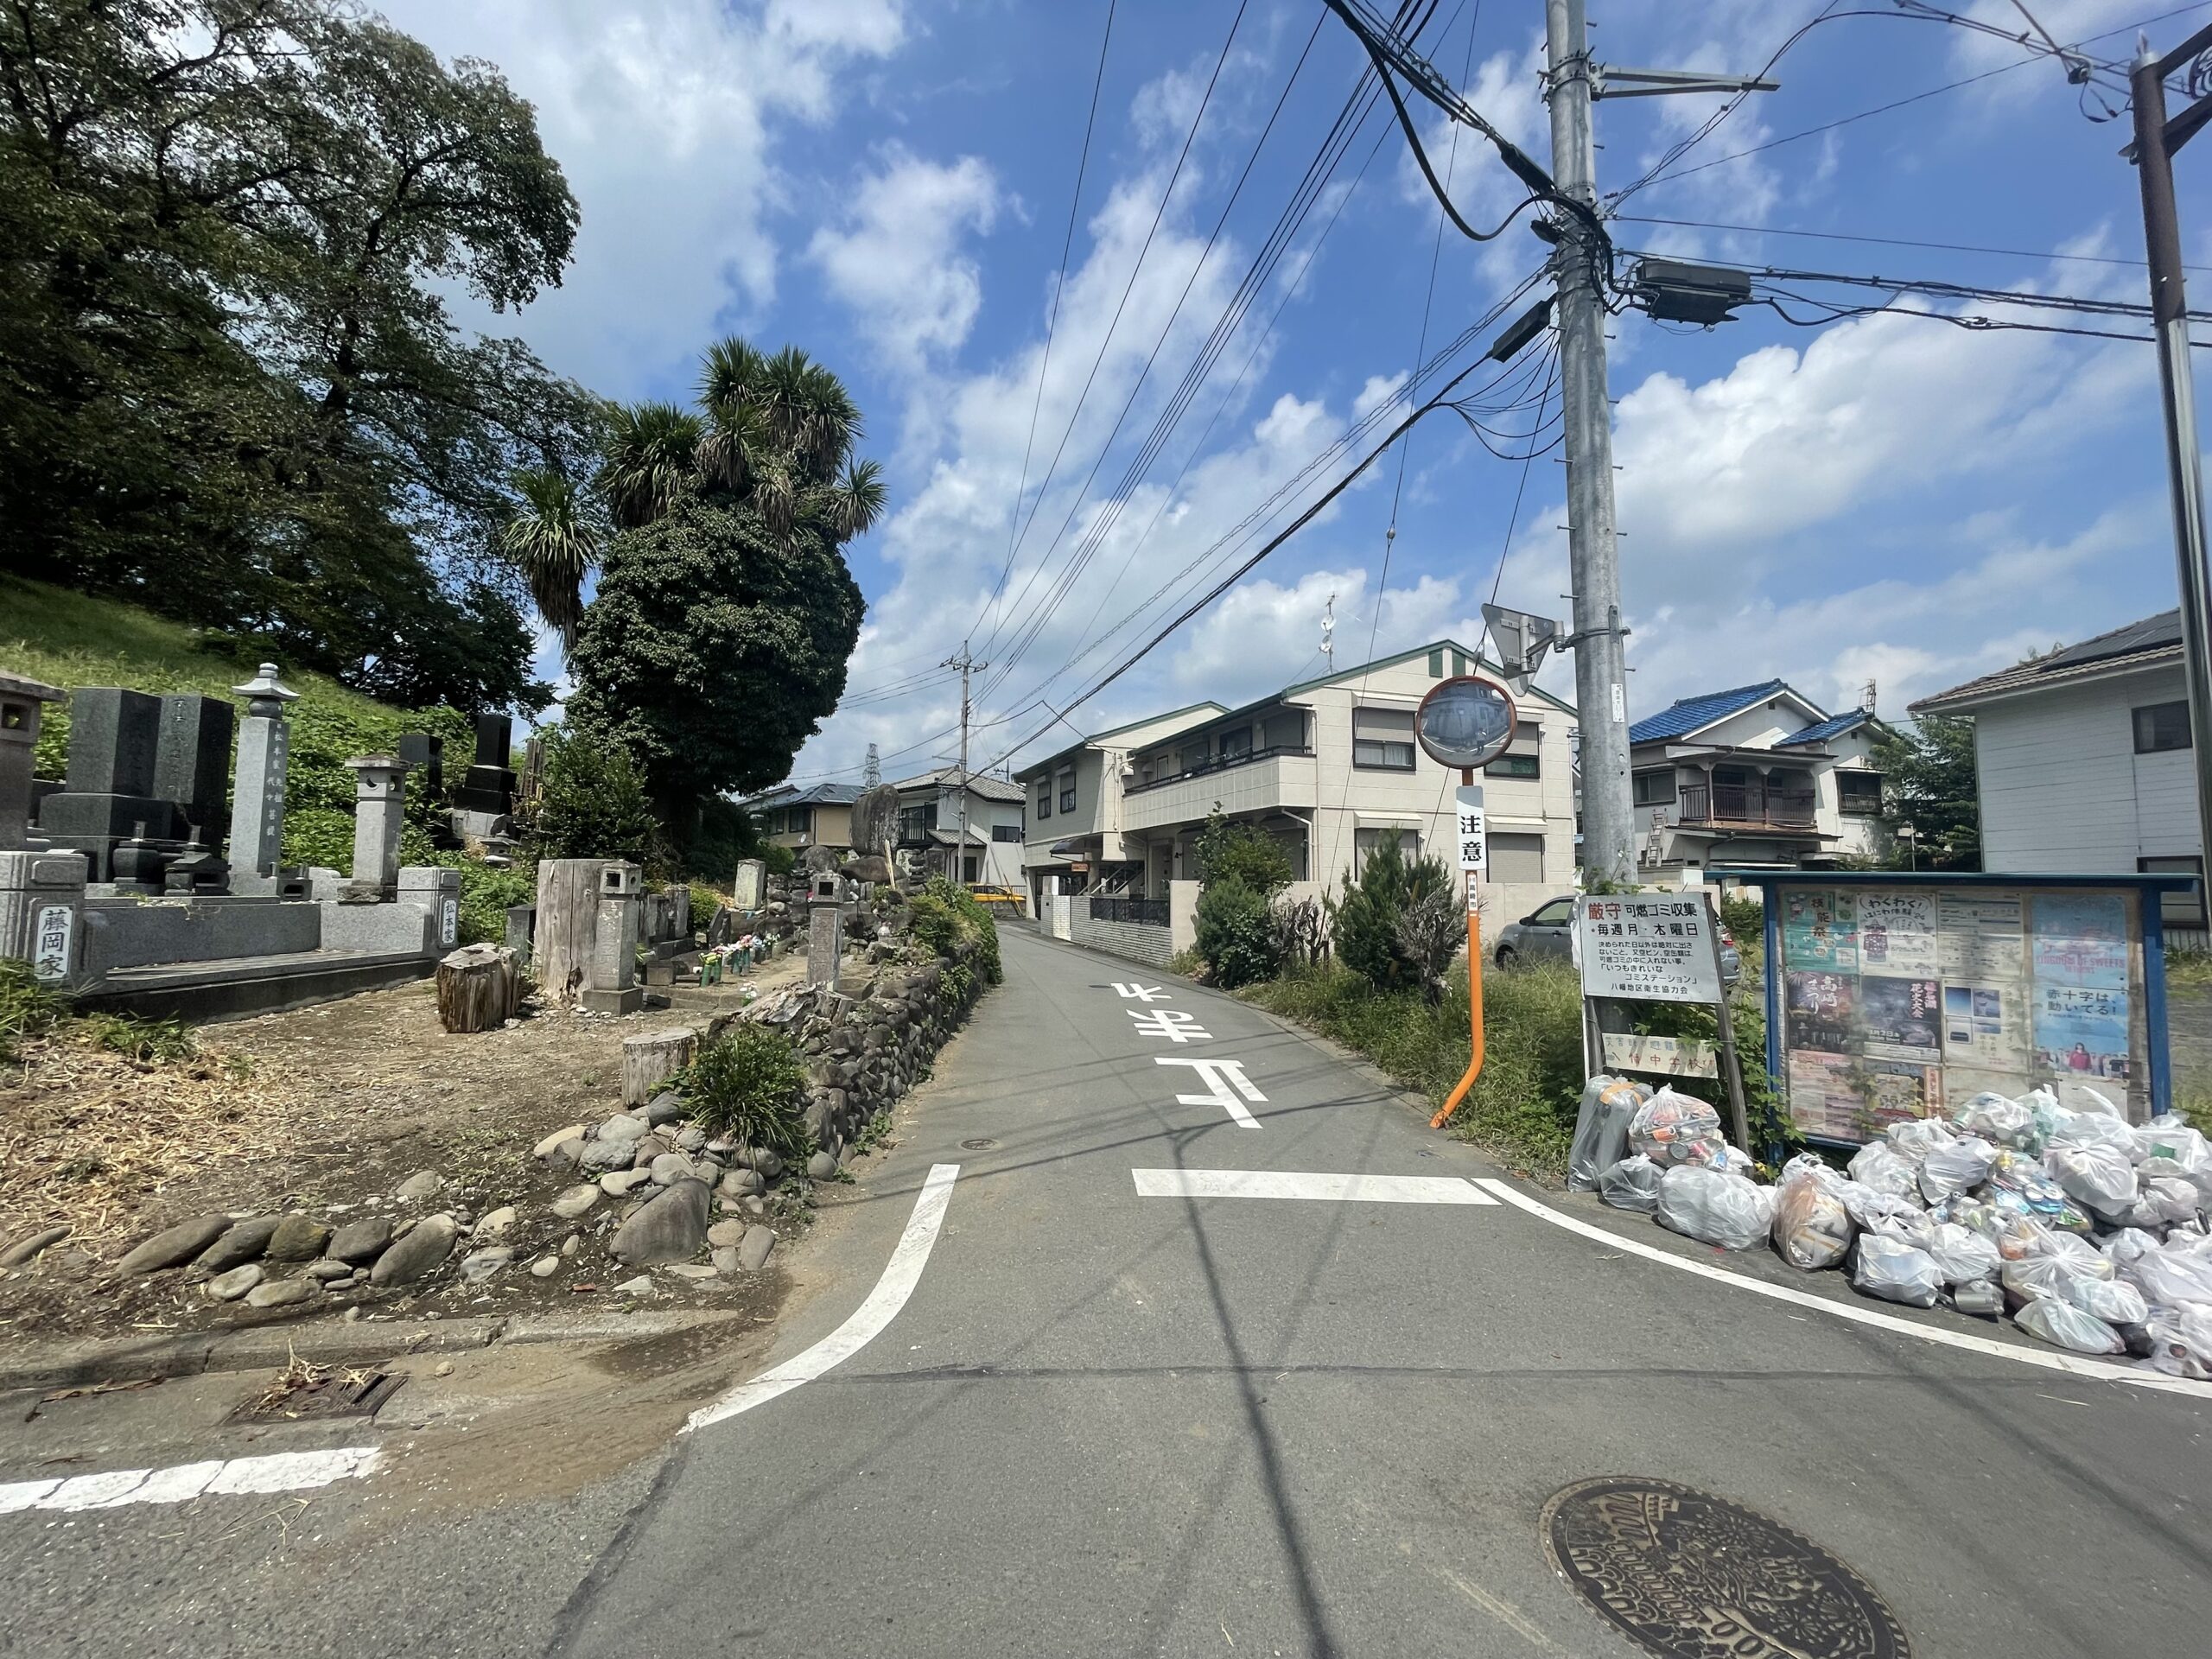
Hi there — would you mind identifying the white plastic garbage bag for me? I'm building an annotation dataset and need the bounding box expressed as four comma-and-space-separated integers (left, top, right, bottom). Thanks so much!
2102, 1228, 2165, 1268
1955, 1093, 2037, 1150
1778, 1152, 1847, 1192
1597, 1154, 1665, 1215
1568, 1076, 1649, 1192
1656, 1166, 1776, 1251
2001, 1254, 2082, 1304
2120, 1243, 2212, 1306
1954, 1200, 2050, 1262
1863, 1203, 1937, 1252
1772, 1168, 1853, 1271
1919, 1135, 1997, 1204
2032, 1230, 2109, 1270
2144, 1302, 2212, 1380
1925, 1222, 2001, 1287
2132, 1115, 2212, 1174
1847, 1141, 1920, 1203
2128, 1177, 2203, 1229
1885, 1116, 1957, 1163
1628, 1089, 1724, 1166
2064, 1273, 2148, 1327
2050, 1109, 2134, 1158
1851, 1235, 1942, 1307
2016, 1295, 2126, 1355
2045, 1144, 2138, 1221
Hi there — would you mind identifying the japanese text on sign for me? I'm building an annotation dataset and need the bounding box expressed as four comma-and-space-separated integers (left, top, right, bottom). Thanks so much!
1574, 895, 1723, 1005
32, 904, 72, 982
1455, 784, 1486, 876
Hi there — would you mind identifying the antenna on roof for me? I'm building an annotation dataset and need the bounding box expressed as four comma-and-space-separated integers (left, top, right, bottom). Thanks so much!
1320, 593, 1336, 669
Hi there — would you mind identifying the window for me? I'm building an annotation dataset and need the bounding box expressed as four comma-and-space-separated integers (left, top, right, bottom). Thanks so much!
1451, 648, 1469, 677
1263, 709, 1306, 750
992, 823, 1023, 842
1838, 770, 1884, 817
2134, 700, 2191, 753
1487, 831, 1544, 885
1427, 647, 1445, 677
897, 804, 929, 844
1487, 753, 1540, 779
1058, 766, 1077, 814
1178, 742, 1207, 774
1525, 897, 1573, 927
1352, 707, 1417, 770
2139, 855, 2206, 929
1219, 727, 1252, 760
1632, 769, 1677, 807
1035, 778, 1051, 821
1353, 826, 1420, 865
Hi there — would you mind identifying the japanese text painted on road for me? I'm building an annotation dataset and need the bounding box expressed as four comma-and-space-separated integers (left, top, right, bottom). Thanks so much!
1574, 894, 1723, 1005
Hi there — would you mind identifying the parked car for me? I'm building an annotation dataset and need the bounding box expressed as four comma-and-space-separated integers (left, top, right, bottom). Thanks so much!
1494, 897, 1741, 985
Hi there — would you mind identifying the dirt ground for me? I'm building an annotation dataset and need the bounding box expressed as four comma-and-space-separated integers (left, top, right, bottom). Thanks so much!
0, 952, 809, 1338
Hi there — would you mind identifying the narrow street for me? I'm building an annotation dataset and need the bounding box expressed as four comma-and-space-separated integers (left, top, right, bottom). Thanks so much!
4, 924, 2207, 1656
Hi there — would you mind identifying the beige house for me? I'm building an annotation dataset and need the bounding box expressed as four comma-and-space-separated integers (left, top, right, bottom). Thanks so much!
1017, 641, 1580, 926
738, 782, 861, 856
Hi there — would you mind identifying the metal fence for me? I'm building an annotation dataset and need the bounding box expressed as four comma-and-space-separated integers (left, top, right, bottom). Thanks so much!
1089, 895, 1169, 928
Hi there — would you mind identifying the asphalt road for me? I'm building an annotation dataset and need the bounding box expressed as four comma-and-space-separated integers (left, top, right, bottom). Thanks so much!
5, 923, 2210, 1656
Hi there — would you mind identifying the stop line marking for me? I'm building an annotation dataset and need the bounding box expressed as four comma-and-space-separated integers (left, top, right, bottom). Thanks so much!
1133, 1169, 1499, 1205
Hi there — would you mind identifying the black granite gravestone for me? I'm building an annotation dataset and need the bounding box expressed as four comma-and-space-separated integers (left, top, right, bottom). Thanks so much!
450, 712, 516, 816
35, 688, 178, 875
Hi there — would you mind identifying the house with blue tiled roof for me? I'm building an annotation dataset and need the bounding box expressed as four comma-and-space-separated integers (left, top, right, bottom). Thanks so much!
1627, 679, 1888, 880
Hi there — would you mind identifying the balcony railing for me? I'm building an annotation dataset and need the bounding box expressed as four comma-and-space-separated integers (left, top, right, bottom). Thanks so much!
1090, 895, 1169, 927
1124, 743, 1314, 795
1677, 779, 1817, 830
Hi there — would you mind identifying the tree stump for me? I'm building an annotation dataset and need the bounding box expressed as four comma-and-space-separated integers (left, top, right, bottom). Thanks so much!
535, 858, 608, 1007
622, 1027, 697, 1106
436, 944, 519, 1034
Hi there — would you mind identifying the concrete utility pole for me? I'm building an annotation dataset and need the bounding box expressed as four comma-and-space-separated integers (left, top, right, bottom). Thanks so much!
944, 645, 988, 886
2131, 23, 2212, 871
1545, 0, 1632, 885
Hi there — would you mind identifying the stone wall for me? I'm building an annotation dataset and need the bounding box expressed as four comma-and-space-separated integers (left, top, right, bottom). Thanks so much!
1067, 905, 1173, 967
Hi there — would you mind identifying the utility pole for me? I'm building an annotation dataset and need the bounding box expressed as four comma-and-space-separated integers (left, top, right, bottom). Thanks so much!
1545, 0, 1631, 885
2131, 22, 2212, 874
944, 645, 988, 887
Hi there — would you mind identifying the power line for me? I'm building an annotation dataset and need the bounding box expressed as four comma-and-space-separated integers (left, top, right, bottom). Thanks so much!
1611, 213, 2212, 274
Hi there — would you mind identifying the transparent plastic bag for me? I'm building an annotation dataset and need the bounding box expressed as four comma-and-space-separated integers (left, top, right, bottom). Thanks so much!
1597, 1154, 1664, 1215
1926, 1222, 2001, 1287
1956, 1093, 2037, 1151
2144, 1302, 2212, 1380
1848, 1141, 1920, 1203
1863, 1204, 1937, 1252
1628, 1089, 1724, 1166
2045, 1144, 2139, 1221
2132, 1116, 2212, 1175
1772, 1176, 1853, 1271
2000, 1255, 2081, 1304
2120, 1243, 2212, 1306
1919, 1135, 1997, 1204
1851, 1235, 1942, 1307
1955, 1201, 2050, 1262
2050, 1109, 2133, 1158
1569, 1076, 1649, 1192
2015, 1295, 2126, 1355
2101, 1227, 2166, 1268
1885, 1116, 1957, 1163
1984, 1148, 2091, 1230
2129, 1177, 2202, 1229
1656, 1166, 1776, 1251
2065, 1273, 2148, 1327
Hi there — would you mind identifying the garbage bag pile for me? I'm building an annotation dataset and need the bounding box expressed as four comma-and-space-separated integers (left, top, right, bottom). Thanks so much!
1591, 1081, 2212, 1378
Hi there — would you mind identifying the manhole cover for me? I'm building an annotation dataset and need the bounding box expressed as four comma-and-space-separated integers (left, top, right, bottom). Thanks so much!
228, 1369, 407, 1424
960, 1137, 998, 1151
1541, 1478, 1909, 1659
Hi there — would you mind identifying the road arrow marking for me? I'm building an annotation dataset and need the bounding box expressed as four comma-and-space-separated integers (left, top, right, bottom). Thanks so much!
1131, 1169, 1497, 1204
1128, 1008, 1211, 1042
1156, 1057, 1266, 1128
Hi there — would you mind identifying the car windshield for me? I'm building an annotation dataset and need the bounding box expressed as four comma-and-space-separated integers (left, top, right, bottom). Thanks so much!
1530, 899, 1573, 926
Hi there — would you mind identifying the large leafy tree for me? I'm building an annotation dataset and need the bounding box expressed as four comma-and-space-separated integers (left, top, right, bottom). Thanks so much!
1872, 715, 1980, 870
549, 337, 882, 829
0, 0, 592, 711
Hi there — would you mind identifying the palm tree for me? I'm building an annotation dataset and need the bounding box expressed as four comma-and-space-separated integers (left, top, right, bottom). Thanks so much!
599, 400, 704, 530
501, 467, 599, 651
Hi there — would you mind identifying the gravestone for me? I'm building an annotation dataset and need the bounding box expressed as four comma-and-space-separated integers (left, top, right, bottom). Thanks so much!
733, 858, 766, 911
849, 783, 899, 864
397, 733, 444, 800
451, 713, 517, 818
152, 694, 234, 892
582, 861, 644, 1015
35, 688, 176, 878
805, 868, 844, 990
342, 755, 410, 899
227, 664, 298, 894
0, 849, 87, 985
0, 671, 64, 852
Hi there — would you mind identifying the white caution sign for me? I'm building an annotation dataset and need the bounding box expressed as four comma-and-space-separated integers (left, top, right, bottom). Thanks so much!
1456, 784, 1486, 877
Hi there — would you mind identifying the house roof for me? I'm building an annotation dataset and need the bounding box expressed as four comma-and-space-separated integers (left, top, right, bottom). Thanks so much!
1911, 610, 2182, 715
1013, 700, 1228, 780
1276, 637, 1578, 716
737, 781, 864, 810
891, 766, 1026, 803
1629, 681, 1789, 745
1773, 709, 1875, 748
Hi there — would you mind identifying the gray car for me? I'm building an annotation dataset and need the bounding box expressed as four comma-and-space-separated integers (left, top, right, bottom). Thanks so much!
1494, 896, 1741, 984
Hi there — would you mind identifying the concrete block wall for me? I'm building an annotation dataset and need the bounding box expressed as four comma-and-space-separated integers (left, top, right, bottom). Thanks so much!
1069, 904, 1173, 967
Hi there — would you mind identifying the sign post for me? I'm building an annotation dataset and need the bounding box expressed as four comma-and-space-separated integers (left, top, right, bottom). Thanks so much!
1413, 674, 1517, 1128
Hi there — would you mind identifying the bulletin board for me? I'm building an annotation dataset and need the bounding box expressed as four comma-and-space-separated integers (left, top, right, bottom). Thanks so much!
1712, 870, 2193, 1147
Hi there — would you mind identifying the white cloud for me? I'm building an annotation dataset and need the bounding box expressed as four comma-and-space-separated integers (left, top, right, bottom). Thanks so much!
810, 146, 1001, 370
371, 0, 907, 394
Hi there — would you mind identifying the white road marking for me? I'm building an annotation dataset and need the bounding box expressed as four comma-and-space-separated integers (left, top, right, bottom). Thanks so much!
1157, 1056, 1267, 1128
1133, 1169, 1499, 1204
1473, 1179, 2212, 1399
686, 1162, 962, 1433
0, 1446, 383, 1516
1128, 1008, 1211, 1042
1111, 982, 1170, 1001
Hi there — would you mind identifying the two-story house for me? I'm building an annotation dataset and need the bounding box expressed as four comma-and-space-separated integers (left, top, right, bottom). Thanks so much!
1018, 642, 1580, 924
888, 766, 1027, 889
1627, 680, 1886, 881
736, 781, 861, 857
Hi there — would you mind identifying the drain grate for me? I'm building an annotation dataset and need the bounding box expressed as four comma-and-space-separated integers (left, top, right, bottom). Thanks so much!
1542, 1478, 1909, 1659
959, 1137, 998, 1151
228, 1370, 407, 1424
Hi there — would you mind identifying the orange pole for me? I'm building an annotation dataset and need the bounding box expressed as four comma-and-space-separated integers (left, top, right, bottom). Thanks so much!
1431, 766, 1486, 1128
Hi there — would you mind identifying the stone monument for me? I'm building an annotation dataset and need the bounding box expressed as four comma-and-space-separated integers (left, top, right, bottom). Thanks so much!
732, 857, 766, 912
0, 670, 64, 853
396, 732, 444, 800
227, 664, 299, 895
154, 693, 234, 893
0, 848, 87, 987
341, 755, 410, 900
806, 868, 845, 990
450, 712, 517, 837
33, 686, 173, 880
849, 783, 899, 864
582, 861, 644, 1015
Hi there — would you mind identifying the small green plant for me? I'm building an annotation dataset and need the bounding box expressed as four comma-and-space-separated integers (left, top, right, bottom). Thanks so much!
686, 880, 726, 934
2164, 945, 2212, 988
0, 959, 63, 1063
84, 1012, 196, 1064
761, 843, 796, 876
907, 879, 1002, 986
1327, 832, 1454, 994
671, 1025, 813, 1158
531, 726, 662, 866
1194, 875, 1280, 988
1167, 947, 1205, 978
1192, 810, 1294, 894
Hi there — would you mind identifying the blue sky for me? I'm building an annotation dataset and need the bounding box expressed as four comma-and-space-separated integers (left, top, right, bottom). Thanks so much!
382, 0, 2212, 785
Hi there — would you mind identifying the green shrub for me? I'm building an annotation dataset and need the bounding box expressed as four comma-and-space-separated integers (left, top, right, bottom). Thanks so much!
1194, 876, 1280, 988
762, 843, 796, 877
0, 959, 63, 1063
908, 878, 1002, 986
687, 880, 725, 933
669, 1024, 812, 1156
531, 727, 661, 867
1328, 832, 1454, 994
83, 1012, 196, 1064
1192, 810, 1293, 894
455, 858, 538, 947
1243, 958, 1586, 1175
